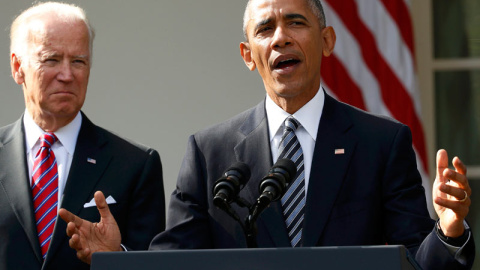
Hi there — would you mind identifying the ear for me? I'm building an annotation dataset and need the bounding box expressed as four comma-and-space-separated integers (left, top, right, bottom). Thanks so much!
11, 53, 25, 85
321, 26, 336, 57
240, 42, 256, 71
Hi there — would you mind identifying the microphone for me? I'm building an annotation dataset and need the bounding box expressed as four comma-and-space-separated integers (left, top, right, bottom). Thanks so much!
213, 162, 251, 207
258, 158, 297, 206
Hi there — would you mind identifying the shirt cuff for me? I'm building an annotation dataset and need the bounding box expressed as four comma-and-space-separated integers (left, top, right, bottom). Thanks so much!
435, 220, 471, 264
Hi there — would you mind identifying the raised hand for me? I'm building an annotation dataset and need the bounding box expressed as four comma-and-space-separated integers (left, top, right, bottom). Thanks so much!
59, 191, 122, 264
433, 149, 471, 238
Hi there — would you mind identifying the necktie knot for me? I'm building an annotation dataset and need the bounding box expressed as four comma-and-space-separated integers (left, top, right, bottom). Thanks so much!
39, 133, 58, 148
284, 116, 300, 133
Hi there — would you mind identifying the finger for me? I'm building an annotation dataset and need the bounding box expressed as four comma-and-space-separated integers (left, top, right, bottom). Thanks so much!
444, 169, 470, 193
66, 221, 79, 237
59, 208, 83, 227
94, 191, 113, 222
440, 183, 469, 201
450, 157, 471, 194
76, 247, 92, 264
436, 149, 449, 183
434, 196, 470, 214
452, 156, 467, 175
69, 233, 83, 250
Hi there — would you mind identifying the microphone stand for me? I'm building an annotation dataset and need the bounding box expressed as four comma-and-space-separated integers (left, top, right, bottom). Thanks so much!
217, 194, 275, 248
214, 159, 295, 248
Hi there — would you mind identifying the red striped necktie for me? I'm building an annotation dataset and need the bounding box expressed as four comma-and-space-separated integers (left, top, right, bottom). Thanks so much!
31, 133, 59, 259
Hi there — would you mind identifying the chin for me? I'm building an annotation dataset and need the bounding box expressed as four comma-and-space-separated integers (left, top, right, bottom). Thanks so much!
273, 88, 304, 98
51, 106, 81, 117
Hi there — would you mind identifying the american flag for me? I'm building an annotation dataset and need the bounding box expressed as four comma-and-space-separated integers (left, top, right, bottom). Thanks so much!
320, 0, 432, 213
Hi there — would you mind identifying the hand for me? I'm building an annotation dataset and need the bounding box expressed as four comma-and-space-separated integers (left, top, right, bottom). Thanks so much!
433, 149, 471, 238
58, 191, 122, 264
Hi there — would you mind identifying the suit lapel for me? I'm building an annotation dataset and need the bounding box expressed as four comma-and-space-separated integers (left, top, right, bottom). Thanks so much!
0, 118, 43, 262
234, 101, 290, 247
46, 113, 112, 262
302, 93, 357, 246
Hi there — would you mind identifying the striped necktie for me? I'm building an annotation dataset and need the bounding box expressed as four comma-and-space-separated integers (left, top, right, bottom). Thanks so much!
31, 133, 59, 259
279, 116, 305, 247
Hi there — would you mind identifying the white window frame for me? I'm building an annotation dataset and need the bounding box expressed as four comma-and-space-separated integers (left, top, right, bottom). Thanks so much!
412, 1, 480, 180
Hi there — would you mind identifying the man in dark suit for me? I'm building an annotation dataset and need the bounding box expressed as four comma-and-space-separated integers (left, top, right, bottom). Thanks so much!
60, 0, 474, 269
0, 2, 165, 269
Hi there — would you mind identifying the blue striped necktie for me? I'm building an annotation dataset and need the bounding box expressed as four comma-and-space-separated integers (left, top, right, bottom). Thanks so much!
31, 133, 59, 259
278, 116, 305, 247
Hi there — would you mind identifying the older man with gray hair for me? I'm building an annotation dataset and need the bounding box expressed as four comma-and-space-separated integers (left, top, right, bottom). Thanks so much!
0, 2, 165, 269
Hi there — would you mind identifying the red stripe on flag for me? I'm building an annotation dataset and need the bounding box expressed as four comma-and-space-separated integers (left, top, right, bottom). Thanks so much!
325, 0, 428, 174
321, 55, 367, 111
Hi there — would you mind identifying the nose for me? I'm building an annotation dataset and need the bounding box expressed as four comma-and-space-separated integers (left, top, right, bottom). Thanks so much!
56, 61, 74, 82
271, 26, 292, 48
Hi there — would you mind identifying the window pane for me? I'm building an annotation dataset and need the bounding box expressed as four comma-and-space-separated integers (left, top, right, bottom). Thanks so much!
433, 0, 480, 58
435, 70, 480, 165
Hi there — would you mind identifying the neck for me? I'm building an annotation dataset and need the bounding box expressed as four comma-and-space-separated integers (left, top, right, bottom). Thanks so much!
269, 91, 317, 114
28, 110, 75, 132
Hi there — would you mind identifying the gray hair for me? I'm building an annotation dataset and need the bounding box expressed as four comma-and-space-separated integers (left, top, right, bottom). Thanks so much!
242, 0, 326, 40
10, 1, 95, 61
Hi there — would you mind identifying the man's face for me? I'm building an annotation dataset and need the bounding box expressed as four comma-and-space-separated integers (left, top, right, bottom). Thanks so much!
241, 0, 334, 111
13, 17, 90, 128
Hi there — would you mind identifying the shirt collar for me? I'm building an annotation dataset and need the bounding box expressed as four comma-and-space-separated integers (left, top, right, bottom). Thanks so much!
23, 110, 83, 155
266, 85, 325, 142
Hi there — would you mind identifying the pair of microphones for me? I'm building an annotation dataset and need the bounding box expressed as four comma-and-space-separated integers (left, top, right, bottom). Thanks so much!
212, 158, 297, 210
212, 158, 297, 248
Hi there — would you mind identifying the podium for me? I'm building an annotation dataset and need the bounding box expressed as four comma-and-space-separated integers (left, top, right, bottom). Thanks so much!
91, 245, 421, 270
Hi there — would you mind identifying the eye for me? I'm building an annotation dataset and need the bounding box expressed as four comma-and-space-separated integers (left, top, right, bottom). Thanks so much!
72, 59, 88, 66
44, 58, 58, 63
256, 26, 272, 36
291, 21, 305, 26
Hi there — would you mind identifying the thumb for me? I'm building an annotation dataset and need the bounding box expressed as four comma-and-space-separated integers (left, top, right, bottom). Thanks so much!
94, 191, 113, 222
436, 149, 449, 183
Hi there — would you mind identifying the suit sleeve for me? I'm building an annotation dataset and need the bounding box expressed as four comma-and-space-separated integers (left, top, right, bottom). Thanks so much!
150, 135, 214, 249
381, 125, 474, 269
121, 148, 166, 250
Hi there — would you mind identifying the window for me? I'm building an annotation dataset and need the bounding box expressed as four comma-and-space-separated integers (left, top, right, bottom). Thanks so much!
432, 1, 480, 268
433, 0, 480, 175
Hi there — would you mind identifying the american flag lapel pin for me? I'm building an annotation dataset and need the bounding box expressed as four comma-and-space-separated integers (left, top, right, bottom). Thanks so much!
87, 158, 97, 164
335, 149, 345, 155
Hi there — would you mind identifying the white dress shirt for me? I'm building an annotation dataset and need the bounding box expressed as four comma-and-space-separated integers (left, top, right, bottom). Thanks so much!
266, 86, 325, 195
24, 110, 82, 209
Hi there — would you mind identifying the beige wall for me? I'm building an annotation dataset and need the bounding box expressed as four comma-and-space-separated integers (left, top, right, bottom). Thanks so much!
0, 1, 265, 200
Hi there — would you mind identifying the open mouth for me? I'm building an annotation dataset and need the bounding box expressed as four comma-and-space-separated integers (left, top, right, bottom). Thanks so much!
275, 58, 300, 69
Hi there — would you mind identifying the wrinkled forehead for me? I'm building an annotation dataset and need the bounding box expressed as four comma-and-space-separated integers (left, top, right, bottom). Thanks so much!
28, 17, 88, 42
25, 18, 90, 56
245, 0, 311, 32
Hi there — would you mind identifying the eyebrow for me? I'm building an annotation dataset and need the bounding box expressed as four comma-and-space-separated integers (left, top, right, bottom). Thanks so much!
254, 18, 272, 33
74, 55, 89, 60
253, 13, 309, 33
285, 13, 308, 21
40, 52, 89, 60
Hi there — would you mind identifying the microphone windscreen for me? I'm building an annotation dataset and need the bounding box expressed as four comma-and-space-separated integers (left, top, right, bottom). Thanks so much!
273, 158, 297, 181
226, 161, 251, 183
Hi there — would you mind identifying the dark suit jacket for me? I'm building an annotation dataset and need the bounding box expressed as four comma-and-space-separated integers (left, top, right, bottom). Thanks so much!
151, 93, 474, 269
0, 112, 165, 270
